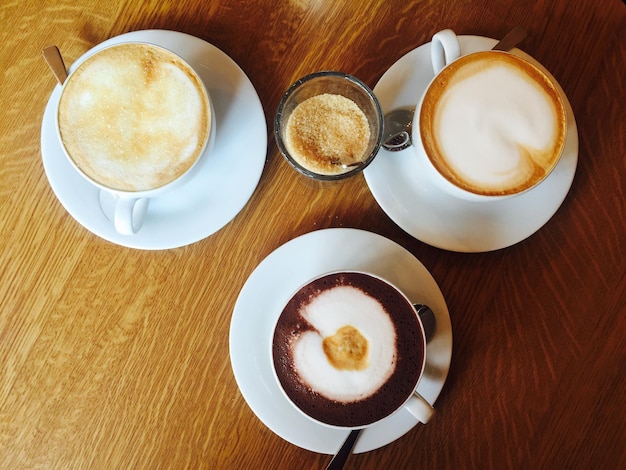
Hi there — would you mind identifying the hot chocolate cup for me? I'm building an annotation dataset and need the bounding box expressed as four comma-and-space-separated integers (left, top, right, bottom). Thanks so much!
412, 30, 567, 201
271, 271, 434, 430
56, 41, 215, 235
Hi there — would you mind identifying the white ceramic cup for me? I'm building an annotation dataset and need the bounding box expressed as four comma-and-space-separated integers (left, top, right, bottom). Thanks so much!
271, 271, 434, 430
56, 41, 215, 235
413, 30, 567, 201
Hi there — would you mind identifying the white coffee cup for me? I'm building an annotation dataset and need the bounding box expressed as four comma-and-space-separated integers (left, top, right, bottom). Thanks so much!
271, 271, 434, 430
413, 30, 567, 201
56, 42, 215, 235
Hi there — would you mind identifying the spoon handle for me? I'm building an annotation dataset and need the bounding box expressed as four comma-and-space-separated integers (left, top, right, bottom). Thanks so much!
42, 45, 68, 85
414, 304, 436, 343
325, 429, 361, 470
492, 26, 528, 51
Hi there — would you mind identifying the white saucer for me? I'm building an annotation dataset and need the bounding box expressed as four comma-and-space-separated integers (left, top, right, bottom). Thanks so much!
229, 228, 452, 454
41, 30, 267, 250
364, 36, 579, 253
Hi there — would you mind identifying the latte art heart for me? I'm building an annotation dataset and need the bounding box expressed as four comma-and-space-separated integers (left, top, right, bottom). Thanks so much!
420, 51, 566, 196
292, 285, 396, 403
435, 62, 558, 190
322, 325, 369, 371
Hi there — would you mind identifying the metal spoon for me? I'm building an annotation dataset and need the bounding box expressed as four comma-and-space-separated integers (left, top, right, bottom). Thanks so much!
42, 45, 68, 85
381, 26, 528, 152
324, 304, 436, 470
382, 108, 414, 152
326, 429, 361, 470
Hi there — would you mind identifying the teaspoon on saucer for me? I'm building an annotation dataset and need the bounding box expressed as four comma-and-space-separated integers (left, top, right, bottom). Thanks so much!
381, 26, 527, 152
324, 304, 436, 470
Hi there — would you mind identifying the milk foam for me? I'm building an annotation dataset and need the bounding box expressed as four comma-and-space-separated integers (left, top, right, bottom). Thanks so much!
291, 285, 396, 403
58, 44, 209, 192
423, 53, 565, 195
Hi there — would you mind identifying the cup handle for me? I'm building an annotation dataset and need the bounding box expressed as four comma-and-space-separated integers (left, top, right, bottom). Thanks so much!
404, 391, 435, 424
431, 29, 461, 74
114, 197, 150, 235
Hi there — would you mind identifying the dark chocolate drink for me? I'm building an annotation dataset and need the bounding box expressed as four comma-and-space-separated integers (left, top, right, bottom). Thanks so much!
272, 272, 425, 427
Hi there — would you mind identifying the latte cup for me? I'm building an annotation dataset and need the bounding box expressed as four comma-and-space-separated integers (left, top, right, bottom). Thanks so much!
56, 41, 215, 235
271, 271, 434, 430
413, 30, 567, 201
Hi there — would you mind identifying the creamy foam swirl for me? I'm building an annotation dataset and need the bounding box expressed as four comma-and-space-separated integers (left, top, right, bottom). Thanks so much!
58, 43, 210, 192
421, 52, 566, 196
291, 285, 396, 403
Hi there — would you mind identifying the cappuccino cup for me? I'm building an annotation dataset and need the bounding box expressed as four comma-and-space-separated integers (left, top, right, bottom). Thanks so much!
56, 42, 214, 234
274, 71, 384, 181
271, 271, 434, 429
413, 30, 567, 200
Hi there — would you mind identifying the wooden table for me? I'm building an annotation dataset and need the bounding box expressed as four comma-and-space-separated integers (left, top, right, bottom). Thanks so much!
1, 0, 624, 468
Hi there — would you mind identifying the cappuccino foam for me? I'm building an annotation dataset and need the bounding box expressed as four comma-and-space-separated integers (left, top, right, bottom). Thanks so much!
421, 51, 566, 196
273, 272, 424, 427
58, 43, 210, 192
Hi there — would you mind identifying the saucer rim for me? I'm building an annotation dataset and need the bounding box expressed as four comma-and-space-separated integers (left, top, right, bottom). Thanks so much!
364, 35, 579, 253
229, 228, 452, 454
40, 29, 267, 250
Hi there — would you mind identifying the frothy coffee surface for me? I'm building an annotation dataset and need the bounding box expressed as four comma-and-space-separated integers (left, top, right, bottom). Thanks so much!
58, 43, 210, 192
272, 272, 424, 428
420, 51, 566, 196
284, 93, 370, 175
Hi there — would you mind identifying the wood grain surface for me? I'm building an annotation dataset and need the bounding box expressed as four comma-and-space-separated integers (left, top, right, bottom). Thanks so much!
1, 0, 624, 468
